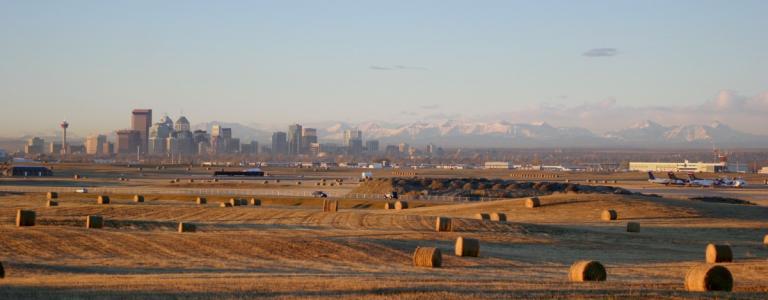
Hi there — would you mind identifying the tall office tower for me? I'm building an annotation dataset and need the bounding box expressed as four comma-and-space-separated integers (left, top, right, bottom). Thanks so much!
131, 109, 152, 154
288, 124, 302, 155
116, 129, 141, 154
301, 128, 317, 154
86, 134, 107, 155
25, 137, 45, 154
365, 140, 379, 153
168, 116, 195, 155
343, 129, 362, 146
271, 131, 288, 155
148, 120, 172, 155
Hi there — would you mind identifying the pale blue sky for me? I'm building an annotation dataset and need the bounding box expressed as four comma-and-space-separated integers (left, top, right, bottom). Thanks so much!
1, 0, 767, 136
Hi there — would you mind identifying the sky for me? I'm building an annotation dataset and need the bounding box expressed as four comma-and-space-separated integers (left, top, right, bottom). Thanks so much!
1, 0, 767, 137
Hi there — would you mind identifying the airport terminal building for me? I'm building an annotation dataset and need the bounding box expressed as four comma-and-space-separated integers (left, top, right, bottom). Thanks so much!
629, 161, 727, 173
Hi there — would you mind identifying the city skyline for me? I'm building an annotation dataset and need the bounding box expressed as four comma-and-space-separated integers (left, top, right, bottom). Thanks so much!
1, 1, 767, 136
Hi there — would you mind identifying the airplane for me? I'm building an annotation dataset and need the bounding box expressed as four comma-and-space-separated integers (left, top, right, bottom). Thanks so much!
686, 173, 715, 187
715, 176, 747, 188
647, 171, 685, 185
666, 172, 689, 185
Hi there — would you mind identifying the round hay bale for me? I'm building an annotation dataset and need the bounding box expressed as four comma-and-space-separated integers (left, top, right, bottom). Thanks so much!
46, 192, 58, 199
46, 200, 58, 207
395, 201, 408, 210
475, 213, 490, 221
229, 198, 239, 206
490, 212, 507, 223
250, 198, 261, 206
73, 174, 81, 179
455, 237, 480, 257
705, 244, 733, 263
86, 215, 103, 229
601, 209, 617, 221
568, 260, 607, 282
133, 195, 144, 203
196, 197, 207, 205
188, 179, 195, 183
435, 216, 452, 232
626, 222, 640, 233
97, 196, 110, 205
763, 234, 768, 246
0, 261, 4, 278
525, 197, 541, 208
296, 181, 302, 185
263, 180, 269, 184
15, 209, 36, 227
384, 202, 394, 210
413, 247, 442, 268
178, 222, 196, 233
220, 202, 232, 207
684, 264, 733, 292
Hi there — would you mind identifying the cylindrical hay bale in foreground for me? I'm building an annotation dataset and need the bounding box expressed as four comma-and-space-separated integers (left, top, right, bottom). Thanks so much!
178, 222, 196, 233
413, 247, 442, 268
46, 192, 58, 199
395, 201, 408, 210
229, 198, 239, 206
196, 197, 207, 205
133, 195, 144, 203
626, 222, 640, 232
525, 197, 540, 208
764, 234, 767, 246
15, 210, 36, 227
435, 217, 452, 232
97, 196, 110, 205
475, 213, 490, 221
601, 209, 617, 221
384, 202, 395, 210
705, 244, 733, 263
455, 237, 480, 257
46, 200, 58, 207
220, 202, 232, 207
490, 212, 507, 223
250, 198, 261, 206
86, 215, 103, 229
568, 260, 607, 282
684, 264, 733, 292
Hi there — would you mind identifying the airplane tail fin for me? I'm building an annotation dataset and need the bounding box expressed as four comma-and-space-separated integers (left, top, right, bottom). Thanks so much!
667, 172, 679, 180
687, 173, 696, 180
648, 171, 656, 180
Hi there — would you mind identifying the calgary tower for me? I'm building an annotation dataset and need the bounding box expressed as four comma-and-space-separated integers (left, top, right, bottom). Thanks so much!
60, 121, 69, 155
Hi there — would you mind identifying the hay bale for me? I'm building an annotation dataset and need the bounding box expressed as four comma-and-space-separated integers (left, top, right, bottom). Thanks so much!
220, 202, 232, 207
384, 202, 395, 210
395, 201, 408, 210
73, 174, 81, 179
684, 264, 733, 292
46, 192, 58, 199
764, 234, 768, 246
626, 222, 640, 232
568, 260, 607, 282
250, 198, 261, 206
525, 197, 540, 208
0, 261, 4, 278
705, 244, 733, 263
133, 195, 144, 203
475, 213, 490, 221
178, 222, 196, 233
229, 198, 240, 206
15, 210, 35, 227
322, 199, 338, 212
435, 217, 452, 232
455, 237, 480, 257
86, 215, 103, 229
490, 212, 507, 223
413, 247, 442, 268
601, 209, 617, 221
46, 200, 58, 207
97, 195, 110, 204
196, 197, 207, 205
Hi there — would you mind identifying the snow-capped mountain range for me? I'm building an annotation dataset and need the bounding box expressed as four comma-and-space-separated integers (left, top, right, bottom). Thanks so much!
192, 119, 767, 148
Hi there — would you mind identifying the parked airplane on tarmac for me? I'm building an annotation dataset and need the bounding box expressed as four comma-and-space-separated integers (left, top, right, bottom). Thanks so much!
647, 171, 686, 185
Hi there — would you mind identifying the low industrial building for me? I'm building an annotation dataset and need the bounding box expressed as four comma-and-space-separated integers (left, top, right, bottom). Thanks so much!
3, 166, 53, 177
213, 168, 265, 177
629, 161, 727, 173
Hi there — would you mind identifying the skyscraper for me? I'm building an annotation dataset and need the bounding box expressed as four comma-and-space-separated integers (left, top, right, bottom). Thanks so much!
116, 129, 141, 154
131, 109, 152, 154
271, 131, 288, 155
288, 124, 302, 155
365, 140, 380, 153
301, 128, 317, 154
86, 134, 107, 155
343, 129, 362, 146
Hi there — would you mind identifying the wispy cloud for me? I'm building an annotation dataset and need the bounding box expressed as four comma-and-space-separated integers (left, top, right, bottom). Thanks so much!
583, 48, 619, 57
